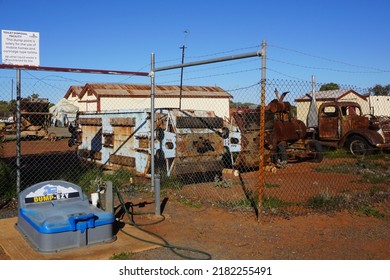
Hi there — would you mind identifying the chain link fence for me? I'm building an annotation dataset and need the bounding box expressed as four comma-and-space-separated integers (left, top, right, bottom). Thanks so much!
0, 63, 389, 221
175, 80, 390, 221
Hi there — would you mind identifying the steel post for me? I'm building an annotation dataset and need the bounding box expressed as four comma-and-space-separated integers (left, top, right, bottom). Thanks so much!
150, 53, 156, 191
155, 51, 261, 72
258, 40, 267, 221
16, 69, 21, 193
154, 174, 161, 216
104, 181, 114, 214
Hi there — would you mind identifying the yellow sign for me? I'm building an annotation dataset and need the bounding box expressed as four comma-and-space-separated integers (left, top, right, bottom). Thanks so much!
33, 195, 55, 203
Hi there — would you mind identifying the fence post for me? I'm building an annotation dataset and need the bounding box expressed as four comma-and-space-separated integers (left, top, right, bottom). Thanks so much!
16, 69, 21, 193
154, 174, 161, 216
104, 181, 114, 214
150, 53, 155, 191
258, 40, 267, 222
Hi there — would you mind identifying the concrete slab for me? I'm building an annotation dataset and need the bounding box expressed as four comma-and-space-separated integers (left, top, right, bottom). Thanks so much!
0, 217, 160, 260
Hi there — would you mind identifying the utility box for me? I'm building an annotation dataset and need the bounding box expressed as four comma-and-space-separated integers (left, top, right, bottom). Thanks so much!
15, 180, 115, 252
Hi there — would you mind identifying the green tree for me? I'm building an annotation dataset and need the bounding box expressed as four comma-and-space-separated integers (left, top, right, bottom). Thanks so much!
370, 84, 390, 96
229, 101, 256, 108
319, 83, 340, 91
27, 93, 40, 99
0, 100, 13, 118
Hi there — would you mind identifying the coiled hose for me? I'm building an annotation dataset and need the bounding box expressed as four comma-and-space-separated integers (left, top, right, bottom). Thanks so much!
114, 187, 212, 260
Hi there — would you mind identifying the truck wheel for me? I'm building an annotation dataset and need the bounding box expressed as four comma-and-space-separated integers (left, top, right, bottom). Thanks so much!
346, 135, 372, 157
271, 143, 288, 166
306, 140, 324, 162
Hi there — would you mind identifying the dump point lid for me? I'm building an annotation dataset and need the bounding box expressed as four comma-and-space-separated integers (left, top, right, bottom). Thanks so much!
18, 180, 114, 234
18, 180, 84, 208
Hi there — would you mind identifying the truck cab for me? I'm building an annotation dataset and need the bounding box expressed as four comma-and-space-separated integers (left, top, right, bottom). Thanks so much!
314, 101, 390, 156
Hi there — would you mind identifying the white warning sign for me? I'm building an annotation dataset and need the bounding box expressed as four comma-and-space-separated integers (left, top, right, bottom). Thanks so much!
1, 29, 40, 66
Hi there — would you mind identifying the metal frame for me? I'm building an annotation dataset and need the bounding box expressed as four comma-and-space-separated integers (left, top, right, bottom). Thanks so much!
0, 64, 148, 193
149, 41, 267, 219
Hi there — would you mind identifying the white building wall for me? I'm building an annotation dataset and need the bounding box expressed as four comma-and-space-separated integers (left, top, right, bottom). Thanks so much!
296, 94, 370, 125
84, 102, 97, 112
368, 96, 390, 116
99, 97, 230, 119
77, 101, 87, 112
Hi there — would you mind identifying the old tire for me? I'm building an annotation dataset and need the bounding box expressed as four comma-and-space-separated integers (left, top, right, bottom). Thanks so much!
306, 140, 324, 162
346, 135, 373, 157
271, 143, 288, 165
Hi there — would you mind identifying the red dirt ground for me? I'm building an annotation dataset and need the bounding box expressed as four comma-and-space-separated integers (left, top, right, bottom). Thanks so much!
2, 194, 388, 260
1, 139, 77, 158
0, 140, 389, 260
127, 200, 390, 260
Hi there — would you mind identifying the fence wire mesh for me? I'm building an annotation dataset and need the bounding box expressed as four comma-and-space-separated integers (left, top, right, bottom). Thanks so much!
0, 67, 389, 222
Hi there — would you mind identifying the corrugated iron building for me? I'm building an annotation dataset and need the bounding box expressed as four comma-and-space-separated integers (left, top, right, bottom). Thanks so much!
295, 89, 370, 125
63, 85, 83, 104
65, 83, 232, 120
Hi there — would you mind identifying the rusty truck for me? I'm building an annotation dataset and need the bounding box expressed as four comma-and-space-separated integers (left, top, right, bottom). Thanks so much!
225, 91, 324, 171
71, 108, 229, 178
307, 101, 390, 156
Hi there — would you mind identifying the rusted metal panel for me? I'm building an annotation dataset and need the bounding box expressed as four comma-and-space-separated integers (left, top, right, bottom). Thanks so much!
175, 133, 224, 158
103, 133, 114, 147
341, 115, 369, 138
228, 95, 325, 170
176, 116, 223, 129
318, 116, 339, 139
273, 119, 306, 142
78, 118, 102, 126
75, 108, 230, 178
80, 84, 232, 98
232, 110, 274, 132
109, 154, 136, 167
137, 136, 149, 149
232, 129, 276, 170
0, 64, 149, 76
110, 117, 136, 127
78, 149, 102, 160
378, 116, 390, 141
113, 126, 134, 149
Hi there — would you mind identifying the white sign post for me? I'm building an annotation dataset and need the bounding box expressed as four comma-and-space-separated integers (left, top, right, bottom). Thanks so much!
1, 29, 40, 66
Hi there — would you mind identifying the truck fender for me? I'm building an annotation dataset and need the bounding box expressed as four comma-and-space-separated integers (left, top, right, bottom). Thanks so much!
340, 129, 385, 147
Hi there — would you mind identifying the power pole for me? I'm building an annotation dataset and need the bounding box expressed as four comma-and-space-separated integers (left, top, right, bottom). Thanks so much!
179, 45, 186, 110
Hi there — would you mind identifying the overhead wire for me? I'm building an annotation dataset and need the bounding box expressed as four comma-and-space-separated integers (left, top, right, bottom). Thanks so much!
22, 71, 85, 84
266, 68, 308, 81
268, 43, 390, 73
226, 82, 260, 92
4, 42, 384, 98
267, 58, 386, 74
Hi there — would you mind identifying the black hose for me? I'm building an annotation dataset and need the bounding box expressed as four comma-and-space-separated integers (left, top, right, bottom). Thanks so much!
114, 187, 212, 260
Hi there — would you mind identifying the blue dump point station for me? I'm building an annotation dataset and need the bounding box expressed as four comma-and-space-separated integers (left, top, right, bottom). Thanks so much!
15, 180, 116, 252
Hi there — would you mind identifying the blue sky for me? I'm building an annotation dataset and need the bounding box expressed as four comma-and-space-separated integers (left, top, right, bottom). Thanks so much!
1, 0, 390, 102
